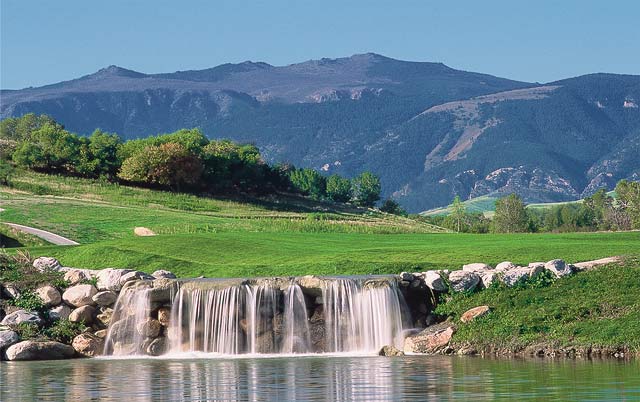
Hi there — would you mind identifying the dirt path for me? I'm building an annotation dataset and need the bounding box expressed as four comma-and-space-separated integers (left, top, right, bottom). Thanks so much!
2, 223, 79, 246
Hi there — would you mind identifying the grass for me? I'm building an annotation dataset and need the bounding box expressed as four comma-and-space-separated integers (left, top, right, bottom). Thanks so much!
0, 223, 48, 247
435, 257, 640, 353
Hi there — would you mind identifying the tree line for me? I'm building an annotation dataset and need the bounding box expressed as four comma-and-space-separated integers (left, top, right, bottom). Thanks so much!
0, 114, 382, 207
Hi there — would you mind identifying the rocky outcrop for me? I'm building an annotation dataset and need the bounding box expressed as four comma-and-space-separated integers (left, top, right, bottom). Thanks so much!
5, 341, 75, 361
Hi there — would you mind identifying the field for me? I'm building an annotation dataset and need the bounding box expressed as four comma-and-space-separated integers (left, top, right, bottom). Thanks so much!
1, 171, 638, 278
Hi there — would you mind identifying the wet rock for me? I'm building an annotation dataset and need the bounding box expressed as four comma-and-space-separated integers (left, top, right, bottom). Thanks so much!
137, 318, 162, 338
254, 331, 275, 353
297, 276, 324, 297
49, 305, 72, 321
147, 337, 167, 356
378, 345, 404, 356
35, 285, 61, 307
495, 261, 516, 272
399, 272, 414, 281
0, 307, 4, 322
152, 270, 176, 279
462, 263, 492, 273
62, 284, 98, 307
460, 306, 491, 323
448, 271, 480, 293
72, 333, 104, 357
92, 291, 117, 307
94, 329, 108, 338
96, 308, 113, 327
33, 257, 62, 272
119, 271, 154, 287
1, 310, 43, 326
96, 268, 134, 292
309, 306, 326, 352
403, 323, 456, 354
147, 279, 179, 303
157, 306, 171, 326
545, 259, 574, 278
0, 330, 19, 353
5, 340, 75, 361
63, 269, 90, 285
423, 271, 447, 292
69, 305, 96, 324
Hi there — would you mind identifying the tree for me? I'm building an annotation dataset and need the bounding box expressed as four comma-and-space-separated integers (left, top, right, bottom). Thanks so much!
76, 129, 122, 178
326, 175, 352, 202
379, 198, 406, 216
450, 196, 468, 233
492, 193, 529, 233
12, 123, 80, 172
614, 180, 640, 229
288, 168, 327, 199
351, 171, 381, 208
118, 143, 203, 191
0, 159, 14, 185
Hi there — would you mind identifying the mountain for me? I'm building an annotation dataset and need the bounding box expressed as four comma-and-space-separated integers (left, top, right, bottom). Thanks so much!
2, 53, 639, 212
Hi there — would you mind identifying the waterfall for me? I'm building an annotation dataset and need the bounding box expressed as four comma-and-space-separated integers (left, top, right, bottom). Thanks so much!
104, 276, 412, 357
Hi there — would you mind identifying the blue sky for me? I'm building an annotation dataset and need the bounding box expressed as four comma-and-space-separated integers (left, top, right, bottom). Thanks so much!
1, 0, 638, 89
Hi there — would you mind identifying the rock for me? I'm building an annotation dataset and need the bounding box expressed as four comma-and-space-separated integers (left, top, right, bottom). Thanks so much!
502, 266, 543, 287
63, 269, 90, 285
254, 331, 275, 353
137, 318, 162, 338
297, 275, 325, 297
151, 270, 176, 279
545, 259, 574, 278
96, 308, 113, 327
33, 257, 62, 272
0, 307, 4, 322
448, 271, 480, 293
94, 329, 108, 338
62, 284, 98, 307
495, 261, 516, 272
119, 271, 154, 287
5, 340, 75, 361
0, 310, 43, 326
573, 256, 622, 271
462, 263, 492, 273
92, 291, 117, 307
72, 333, 104, 357
157, 307, 171, 326
69, 305, 95, 324
460, 306, 491, 323
2, 284, 20, 299
96, 268, 134, 292
134, 227, 156, 236
528, 262, 545, 270
147, 279, 179, 303
399, 272, 414, 281
35, 285, 61, 307
0, 330, 19, 353
146, 337, 167, 356
423, 271, 447, 292
480, 271, 498, 288
378, 345, 405, 356
403, 323, 456, 354
49, 305, 72, 321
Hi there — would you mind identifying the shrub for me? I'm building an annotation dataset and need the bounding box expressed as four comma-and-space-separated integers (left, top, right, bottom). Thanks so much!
43, 319, 86, 344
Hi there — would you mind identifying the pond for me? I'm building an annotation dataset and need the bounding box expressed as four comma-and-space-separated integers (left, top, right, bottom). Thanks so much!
1, 355, 638, 401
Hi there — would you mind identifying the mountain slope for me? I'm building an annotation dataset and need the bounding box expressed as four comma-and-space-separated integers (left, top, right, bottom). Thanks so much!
2, 54, 639, 212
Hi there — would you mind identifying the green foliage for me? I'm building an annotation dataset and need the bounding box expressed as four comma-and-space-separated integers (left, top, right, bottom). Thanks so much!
0, 159, 15, 185
616, 180, 640, 229
15, 323, 42, 340
492, 194, 529, 233
379, 198, 407, 216
351, 171, 381, 208
76, 129, 123, 178
12, 122, 81, 172
288, 168, 327, 199
326, 174, 352, 202
43, 319, 86, 344
0, 251, 66, 291
0, 113, 60, 141
8, 289, 47, 312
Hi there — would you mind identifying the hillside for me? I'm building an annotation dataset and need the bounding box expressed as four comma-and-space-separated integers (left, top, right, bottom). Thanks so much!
2, 54, 639, 212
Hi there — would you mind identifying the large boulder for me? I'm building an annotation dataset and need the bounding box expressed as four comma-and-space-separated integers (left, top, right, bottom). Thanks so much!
92, 291, 117, 307
448, 271, 480, 293
423, 271, 447, 292
297, 276, 325, 297
119, 271, 154, 286
0, 310, 43, 326
5, 340, 75, 361
462, 263, 492, 274
403, 323, 456, 354
480, 271, 498, 288
152, 270, 176, 279
378, 345, 405, 356
69, 305, 96, 324
62, 284, 98, 307
0, 330, 19, 353
33, 257, 62, 272
96, 308, 113, 327
137, 318, 162, 338
72, 333, 104, 357
545, 259, 574, 278
146, 337, 167, 356
96, 269, 134, 292
49, 305, 72, 321
63, 269, 90, 286
460, 306, 491, 323
35, 285, 61, 307
502, 265, 544, 287
157, 307, 171, 326
495, 261, 516, 272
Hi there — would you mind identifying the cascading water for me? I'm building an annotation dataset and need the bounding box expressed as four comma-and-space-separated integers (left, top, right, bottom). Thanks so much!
103, 276, 412, 357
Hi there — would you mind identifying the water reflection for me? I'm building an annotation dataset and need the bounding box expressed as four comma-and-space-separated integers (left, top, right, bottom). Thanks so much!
1, 355, 639, 401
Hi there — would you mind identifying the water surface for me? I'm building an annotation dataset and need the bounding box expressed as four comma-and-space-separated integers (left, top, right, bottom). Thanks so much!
1, 355, 638, 401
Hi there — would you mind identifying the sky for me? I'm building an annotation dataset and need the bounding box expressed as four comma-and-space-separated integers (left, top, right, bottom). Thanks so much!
1, 0, 639, 89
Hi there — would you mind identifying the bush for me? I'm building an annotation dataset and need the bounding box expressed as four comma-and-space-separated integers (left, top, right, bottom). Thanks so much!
8, 290, 47, 312
43, 319, 86, 344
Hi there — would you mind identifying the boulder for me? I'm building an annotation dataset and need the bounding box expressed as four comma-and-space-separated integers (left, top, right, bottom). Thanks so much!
157, 307, 171, 326
573, 256, 621, 271
35, 285, 61, 307
545, 259, 574, 278
0, 307, 4, 322
134, 227, 156, 236
403, 323, 456, 354
92, 291, 117, 307
462, 263, 492, 273
5, 340, 75, 361
448, 271, 480, 293
528, 262, 545, 270
152, 270, 177, 279
399, 272, 414, 281
0, 310, 43, 326
137, 318, 162, 338
502, 266, 543, 287
146, 337, 167, 356
119, 271, 154, 287
96, 308, 113, 327
297, 275, 325, 297
495, 261, 516, 272
63, 269, 90, 285
480, 271, 498, 288
2, 284, 20, 299
423, 271, 447, 292
62, 284, 98, 307
33, 257, 62, 272
0, 330, 19, 353
69, 305, 95, 324
48, 305, 72, 321
94, 329, 108, 338
72, 333, 104, 357
460, 306, 491, 323
96, 268, 134, 292
378, 345, 405, 356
